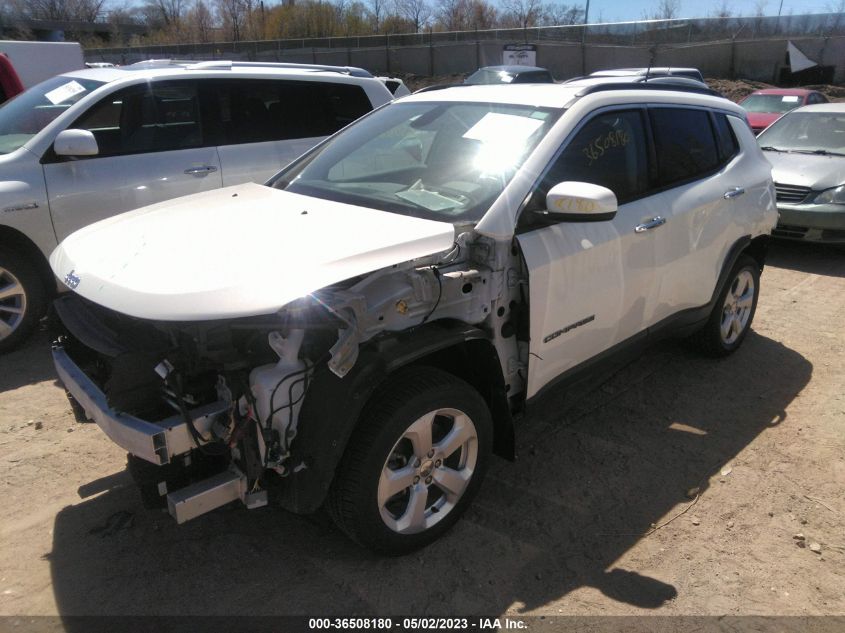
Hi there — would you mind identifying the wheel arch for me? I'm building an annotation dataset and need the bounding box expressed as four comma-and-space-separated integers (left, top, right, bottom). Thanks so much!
710, 234, 769, 307
276, 321, 513, 514
0, 225, 56, 299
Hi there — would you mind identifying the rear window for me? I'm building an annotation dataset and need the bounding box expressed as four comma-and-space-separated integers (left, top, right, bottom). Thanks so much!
650, 108, 719, 186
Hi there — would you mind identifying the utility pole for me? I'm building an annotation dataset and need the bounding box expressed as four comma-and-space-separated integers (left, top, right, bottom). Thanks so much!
581, 0, 591, 75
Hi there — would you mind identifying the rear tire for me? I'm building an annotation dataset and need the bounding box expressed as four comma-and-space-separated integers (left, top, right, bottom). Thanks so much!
689, 255, 760, 357
0, 247, 47, 354
327, 367, 492, 556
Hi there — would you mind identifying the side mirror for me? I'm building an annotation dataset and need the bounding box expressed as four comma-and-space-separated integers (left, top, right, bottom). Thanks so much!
537, 181, 618, 222
54, 129, 99, 157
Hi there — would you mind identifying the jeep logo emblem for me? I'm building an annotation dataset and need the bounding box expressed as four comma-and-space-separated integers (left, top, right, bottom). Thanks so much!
63, 269, 81, 289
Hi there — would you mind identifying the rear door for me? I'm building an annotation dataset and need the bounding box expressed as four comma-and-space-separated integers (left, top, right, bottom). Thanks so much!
516, 107, 661, 399
213, 79, 376, 186
646, 107, 743, 322
43, 80, 222, 241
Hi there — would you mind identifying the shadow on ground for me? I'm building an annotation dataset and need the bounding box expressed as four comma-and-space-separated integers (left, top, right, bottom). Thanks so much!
48, 332, 810, 618
0, 327, 57, 393
766, 240, 845, 278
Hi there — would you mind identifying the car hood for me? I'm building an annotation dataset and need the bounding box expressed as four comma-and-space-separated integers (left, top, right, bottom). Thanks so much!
746, 112, 782, 130
50, 183, 455, 321
765, 151, 845, 191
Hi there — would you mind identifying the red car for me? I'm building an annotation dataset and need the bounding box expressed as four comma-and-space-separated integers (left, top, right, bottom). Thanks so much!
739, 88, 828, 134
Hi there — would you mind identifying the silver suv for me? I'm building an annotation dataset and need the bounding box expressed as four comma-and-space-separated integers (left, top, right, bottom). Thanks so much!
0, 61, 393, 351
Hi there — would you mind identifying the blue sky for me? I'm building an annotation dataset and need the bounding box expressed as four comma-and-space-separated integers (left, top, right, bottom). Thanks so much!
588, 0, 835, 22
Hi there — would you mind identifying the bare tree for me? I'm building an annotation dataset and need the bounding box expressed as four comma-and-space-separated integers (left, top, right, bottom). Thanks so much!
184, 0, 215, 42
148, 0, 187, 27
11, 0, 106, 21
368, 0, 387, 32
712, 0, 732, 18
541, 2, 583, 25
500, 0, 542, 29
649, 0, 680, 19
216, 0, 248, 40
396, 0, 431, 31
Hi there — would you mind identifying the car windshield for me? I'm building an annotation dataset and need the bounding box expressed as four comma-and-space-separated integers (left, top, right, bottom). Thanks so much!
758, 111, 845, 154
272, 101, 561, 223
465, 69, 515, 84
741, 94, 804, 114
0, 75, 104, 154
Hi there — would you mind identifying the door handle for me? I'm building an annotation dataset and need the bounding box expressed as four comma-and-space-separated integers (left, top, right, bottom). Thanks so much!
724, 187, 745, 199
184, 165, 218, 175
635, 216, 666, 233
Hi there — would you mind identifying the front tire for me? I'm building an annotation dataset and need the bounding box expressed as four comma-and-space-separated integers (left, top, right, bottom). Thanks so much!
328, 367, 493, 555
0, 247, 47, 354
690, 254, 760, 357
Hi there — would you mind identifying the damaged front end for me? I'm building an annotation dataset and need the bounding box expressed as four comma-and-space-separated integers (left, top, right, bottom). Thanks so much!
53, 289, 345, 521
53, 237, 520, 524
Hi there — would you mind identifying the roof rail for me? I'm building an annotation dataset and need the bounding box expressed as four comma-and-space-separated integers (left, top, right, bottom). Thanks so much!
188, 60, 373, 77
413, 82, 469, 93
575, 82, 722, 98
127, 59, 373, 78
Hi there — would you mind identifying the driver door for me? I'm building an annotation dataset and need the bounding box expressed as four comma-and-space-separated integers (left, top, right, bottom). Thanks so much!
43, 80, 222, 242
516, 108, 665, 399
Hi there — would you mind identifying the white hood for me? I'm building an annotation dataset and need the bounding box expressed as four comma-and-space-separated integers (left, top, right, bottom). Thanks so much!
50, 183, 455, 321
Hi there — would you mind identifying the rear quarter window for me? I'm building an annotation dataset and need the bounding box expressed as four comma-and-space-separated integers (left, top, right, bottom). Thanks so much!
713, 113, 740, 163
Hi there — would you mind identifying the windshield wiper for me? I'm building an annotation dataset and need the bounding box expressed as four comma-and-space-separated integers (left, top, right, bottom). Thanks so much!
759, 146, 787, 153
789, 149, 845, 157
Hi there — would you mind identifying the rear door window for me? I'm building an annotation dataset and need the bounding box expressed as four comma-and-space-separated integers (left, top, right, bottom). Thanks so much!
649, 108, 719, 186
212, 79, 373, 146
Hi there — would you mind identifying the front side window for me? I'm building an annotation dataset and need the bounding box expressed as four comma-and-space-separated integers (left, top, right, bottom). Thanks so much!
273, 101, 561, 223
71, 81, 203, 157
0, 75, 104, 154
534, 109, 649, 206
650, 108, 719, 186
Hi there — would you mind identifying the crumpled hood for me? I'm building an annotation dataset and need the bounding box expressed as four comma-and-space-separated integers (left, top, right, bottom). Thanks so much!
765, 152, 845, 191
50, 183, 455, 321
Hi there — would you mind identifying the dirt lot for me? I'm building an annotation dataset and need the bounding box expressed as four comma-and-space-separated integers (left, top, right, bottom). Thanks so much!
0, 240, 843, 620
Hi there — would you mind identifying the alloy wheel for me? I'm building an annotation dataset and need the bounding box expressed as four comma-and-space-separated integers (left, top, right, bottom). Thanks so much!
720, 269, 755, 345
0, 266, 27, 343
378, 408, 478, 535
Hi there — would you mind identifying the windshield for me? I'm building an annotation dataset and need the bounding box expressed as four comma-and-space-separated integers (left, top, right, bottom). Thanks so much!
741, 94, 804, 114
758, 111, 845, 154
0, 75, 104, 154
272, 101, 561, 223
465, 69, 514, 84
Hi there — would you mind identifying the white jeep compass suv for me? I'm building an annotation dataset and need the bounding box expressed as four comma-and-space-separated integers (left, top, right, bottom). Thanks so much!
51, 82, 777, 554
0, 60, 393, 351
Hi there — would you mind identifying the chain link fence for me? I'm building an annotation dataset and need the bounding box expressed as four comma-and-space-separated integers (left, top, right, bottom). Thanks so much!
85, 12, 845, 61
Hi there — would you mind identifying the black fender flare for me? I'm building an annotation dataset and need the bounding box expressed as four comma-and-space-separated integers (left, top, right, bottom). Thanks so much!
710, 233, 769, 306
275, 321, 513, 514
